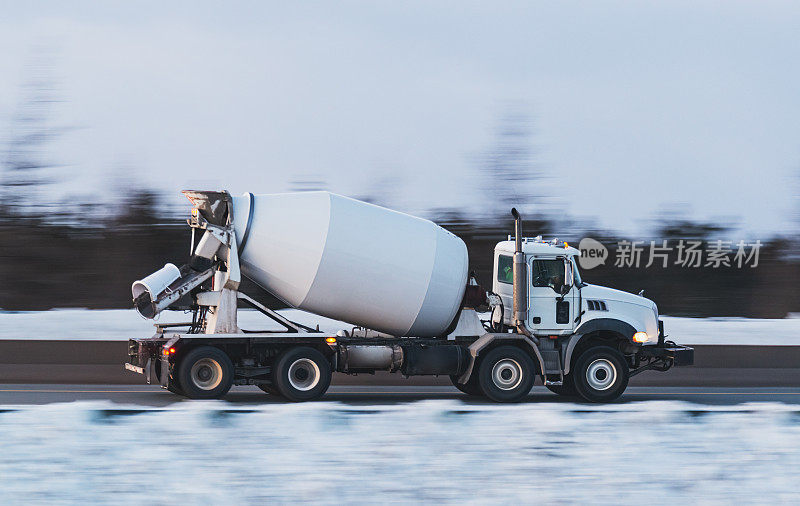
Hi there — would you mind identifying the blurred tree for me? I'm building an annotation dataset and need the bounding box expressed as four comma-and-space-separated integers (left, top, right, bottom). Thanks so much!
479, 104, 545, 221
0, 48, 66, 222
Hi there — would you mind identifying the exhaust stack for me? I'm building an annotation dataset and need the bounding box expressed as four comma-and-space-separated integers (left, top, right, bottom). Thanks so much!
511, 208, 532, 337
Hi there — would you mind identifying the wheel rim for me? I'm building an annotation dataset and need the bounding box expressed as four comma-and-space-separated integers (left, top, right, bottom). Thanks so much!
491, 358, 523, 390
288, 358, 320, 391
190, 358, 223, 390
586, 358, 617, 391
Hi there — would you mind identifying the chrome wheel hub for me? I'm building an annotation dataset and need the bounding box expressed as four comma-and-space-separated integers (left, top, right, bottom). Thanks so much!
190, 358, 223, 390
491, 359, 523, 391
586, 359, 617, 391
288, 358, 320, 391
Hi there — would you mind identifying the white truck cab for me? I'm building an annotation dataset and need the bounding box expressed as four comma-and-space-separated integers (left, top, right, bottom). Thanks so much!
492, 239, 660, 344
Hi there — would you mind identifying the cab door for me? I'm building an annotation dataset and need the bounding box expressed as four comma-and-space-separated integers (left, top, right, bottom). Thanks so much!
527, 256, 576, 335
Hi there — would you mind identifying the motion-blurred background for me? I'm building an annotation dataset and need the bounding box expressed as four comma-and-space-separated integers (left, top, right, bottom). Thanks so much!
1, 1, 798, 318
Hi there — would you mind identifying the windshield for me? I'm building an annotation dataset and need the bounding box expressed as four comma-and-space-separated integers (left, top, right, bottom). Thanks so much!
571, 257, 583, 286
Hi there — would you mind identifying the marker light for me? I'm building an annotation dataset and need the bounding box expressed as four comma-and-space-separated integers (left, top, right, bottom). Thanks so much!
632, 332, 649, 343
163, 347, 177, 356
325, 337, 337, 344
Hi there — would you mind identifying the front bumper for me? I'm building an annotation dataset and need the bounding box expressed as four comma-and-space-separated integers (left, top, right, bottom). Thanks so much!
654, 319, 693, 366
640, 343, 694, 366
630, 319, 693, 375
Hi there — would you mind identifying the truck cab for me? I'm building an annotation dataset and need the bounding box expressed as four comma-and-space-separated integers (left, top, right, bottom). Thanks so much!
492, 239, 660, 344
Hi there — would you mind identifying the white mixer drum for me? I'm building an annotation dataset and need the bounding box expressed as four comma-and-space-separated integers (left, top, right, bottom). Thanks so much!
230, 192, 468, 337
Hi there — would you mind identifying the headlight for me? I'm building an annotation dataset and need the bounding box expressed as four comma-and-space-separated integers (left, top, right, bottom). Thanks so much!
633, 332, 649, 344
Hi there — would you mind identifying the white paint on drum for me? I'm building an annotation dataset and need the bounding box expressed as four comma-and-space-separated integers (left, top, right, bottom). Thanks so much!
231, 192, 468, 337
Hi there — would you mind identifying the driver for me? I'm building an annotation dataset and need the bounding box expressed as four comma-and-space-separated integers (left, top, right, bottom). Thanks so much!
551, 272, 564, 293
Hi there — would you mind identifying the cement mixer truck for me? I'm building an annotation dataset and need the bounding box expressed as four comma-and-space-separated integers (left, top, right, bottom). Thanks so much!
125, 191, 693, 402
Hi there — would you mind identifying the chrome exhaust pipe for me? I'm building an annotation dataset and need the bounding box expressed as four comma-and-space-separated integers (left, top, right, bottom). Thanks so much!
511, 208, 533, 338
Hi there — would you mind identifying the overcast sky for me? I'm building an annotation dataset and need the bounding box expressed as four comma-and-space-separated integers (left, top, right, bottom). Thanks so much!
0, 0, 798, 235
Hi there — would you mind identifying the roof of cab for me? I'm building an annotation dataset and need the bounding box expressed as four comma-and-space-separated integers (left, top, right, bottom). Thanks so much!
495, 239, 580, 257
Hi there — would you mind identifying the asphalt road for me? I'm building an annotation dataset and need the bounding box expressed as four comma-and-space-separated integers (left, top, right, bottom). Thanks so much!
2, 384, 800, 407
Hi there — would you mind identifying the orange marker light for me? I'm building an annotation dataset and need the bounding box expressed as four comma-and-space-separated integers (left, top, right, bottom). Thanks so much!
326, 337, 337, 344
632, 332, 649, 343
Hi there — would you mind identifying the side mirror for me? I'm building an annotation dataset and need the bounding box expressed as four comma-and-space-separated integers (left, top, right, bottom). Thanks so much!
564, 258, 574, 288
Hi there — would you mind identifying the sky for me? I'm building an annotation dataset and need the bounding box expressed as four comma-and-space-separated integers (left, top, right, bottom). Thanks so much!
0, 0, 798, 235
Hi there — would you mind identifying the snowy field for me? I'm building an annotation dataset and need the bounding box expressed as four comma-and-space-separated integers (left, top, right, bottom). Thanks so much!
0, 400, 799, 503
0, 308, 799, 345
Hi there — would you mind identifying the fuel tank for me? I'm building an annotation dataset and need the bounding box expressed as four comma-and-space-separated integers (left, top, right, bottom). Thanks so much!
230, 192, 468, 337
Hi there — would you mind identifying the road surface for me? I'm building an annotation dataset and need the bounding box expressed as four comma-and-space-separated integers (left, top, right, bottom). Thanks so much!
1, 384, 800, 407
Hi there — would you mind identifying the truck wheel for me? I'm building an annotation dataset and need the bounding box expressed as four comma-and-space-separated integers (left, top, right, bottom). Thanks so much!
272, 347, 332, 402
573, 346, 629, 403
165, 365, 185, 396
478, 346, 535, 403
257, 384, 281, 396
167, 382, 185, 396
449, 373, 482, 396
545, 374, 577, 397
154, 360, 184, 396
177, 346, 234, 399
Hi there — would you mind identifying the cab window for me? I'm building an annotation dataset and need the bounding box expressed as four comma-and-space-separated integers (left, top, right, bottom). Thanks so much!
497, 255, 513, 284
532, 259, 565, 292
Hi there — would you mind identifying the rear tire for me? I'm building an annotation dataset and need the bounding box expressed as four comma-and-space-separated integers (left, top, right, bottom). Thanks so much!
257, 384, 281, 396
450, 372, 482, 396
167, 381, 185, 396
478, 346, 535, 403
177, 346, 234, 400
573, 346, 629, 403
154, 360, 185, 396
272, 347, 332, 402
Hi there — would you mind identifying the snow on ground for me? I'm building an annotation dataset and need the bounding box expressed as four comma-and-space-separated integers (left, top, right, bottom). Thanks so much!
0, 308, 798, 345
0, 400, 798, 503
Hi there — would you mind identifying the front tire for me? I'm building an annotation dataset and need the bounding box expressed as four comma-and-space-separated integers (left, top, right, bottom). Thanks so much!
545, 374, 577, 397
573, 346, 629, 402
450, 372, 482, 396
177, 346, 234, 399
478, 346, 535, 403
272, 347, 332, 402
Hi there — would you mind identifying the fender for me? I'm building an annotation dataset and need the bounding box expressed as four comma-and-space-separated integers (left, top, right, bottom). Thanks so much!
457, 333, 545, 384
563, 318, 636, 375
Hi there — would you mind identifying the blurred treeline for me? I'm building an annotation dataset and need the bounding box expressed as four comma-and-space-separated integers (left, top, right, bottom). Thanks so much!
1, 61, 797, 317
1, 196, 797, 317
